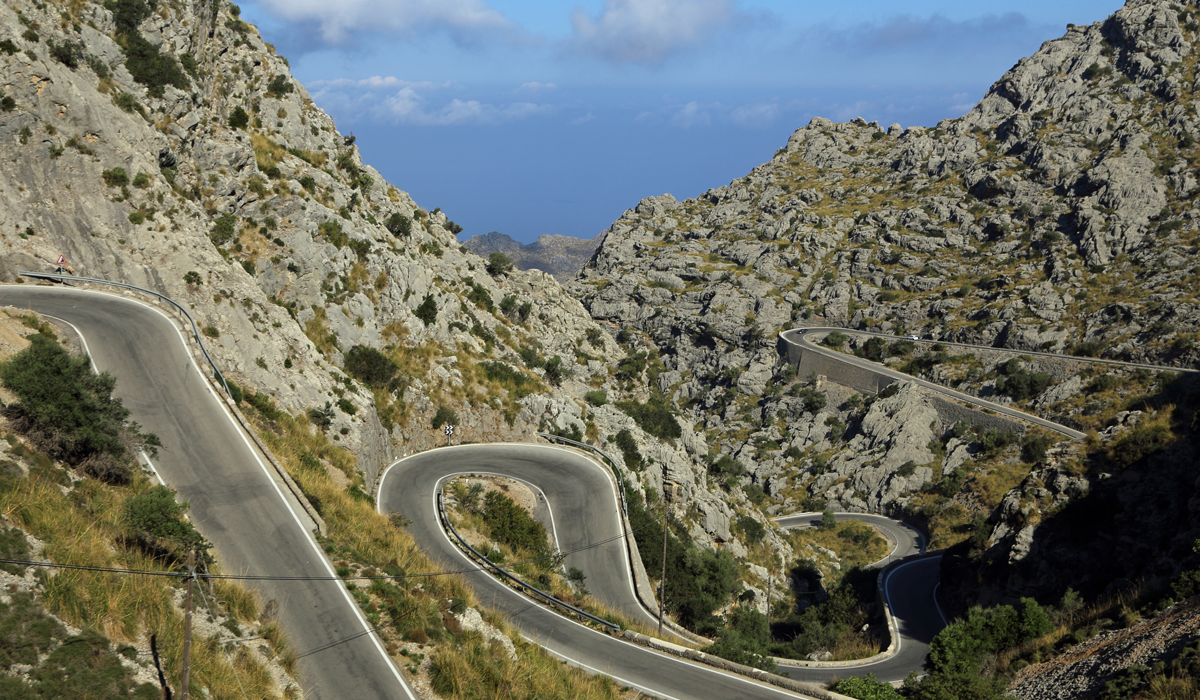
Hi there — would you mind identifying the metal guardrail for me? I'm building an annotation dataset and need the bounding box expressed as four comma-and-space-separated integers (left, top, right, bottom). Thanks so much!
437, 487, 620, 632
19, 271, 233, 397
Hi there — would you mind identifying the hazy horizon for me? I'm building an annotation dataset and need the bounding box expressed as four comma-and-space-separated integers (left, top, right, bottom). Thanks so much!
240, 0, 1123, 243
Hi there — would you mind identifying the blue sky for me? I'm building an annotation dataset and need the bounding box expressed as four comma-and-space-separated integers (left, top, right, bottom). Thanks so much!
240, 0, 1124, 243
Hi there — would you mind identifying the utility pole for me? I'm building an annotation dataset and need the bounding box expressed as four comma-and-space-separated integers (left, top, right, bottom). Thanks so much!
181, 550, 195, 700
658, 510, 668, 637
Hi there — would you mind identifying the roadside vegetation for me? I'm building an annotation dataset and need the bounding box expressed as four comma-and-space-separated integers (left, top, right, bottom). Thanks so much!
441, 476, 657, 636
235, 395, 635, 700
0, 313, 291, 699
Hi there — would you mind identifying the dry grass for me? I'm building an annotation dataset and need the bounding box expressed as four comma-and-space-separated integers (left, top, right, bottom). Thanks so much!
0, 441, 286, 700
242, 406, 641, 699
786, 520, 889, 583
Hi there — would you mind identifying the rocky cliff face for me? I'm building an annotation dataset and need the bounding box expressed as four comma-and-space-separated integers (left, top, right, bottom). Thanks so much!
569, 0, 1200, 599
0, 0, 625, 485
0, 0, 790, 571
462, 231, 600, 280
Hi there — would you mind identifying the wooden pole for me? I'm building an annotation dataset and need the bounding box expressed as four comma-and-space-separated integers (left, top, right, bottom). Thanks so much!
658, 510, 668, 637
181, 550, 195, 700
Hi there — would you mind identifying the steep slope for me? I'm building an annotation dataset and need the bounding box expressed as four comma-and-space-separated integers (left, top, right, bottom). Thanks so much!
0, 0, 626, 489
572, 0, 1200, 516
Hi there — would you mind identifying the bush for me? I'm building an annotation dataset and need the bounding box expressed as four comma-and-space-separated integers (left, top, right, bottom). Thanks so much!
101, 167, 129, 187
48, 39, 84, 68
183, 270, 201, 285
0, 334, 159, 483
127, 212, 145, 225
619, 400, 681, 440
112, 91, 139, 113
344, 345, 398, 390
486, 252, 513, 276
735, 514, 765, 544
124, 485, 210, 561
131, 172, 150, 188
384, 212, 411, 237
414, 294, 438, 326
743, 483, 766, 505
228, 105, 250, 130
1020, 433, 1052, 463
481, 490, 552, 563
121, 33, 189, 96
704, 606, 775, 671
431, 406, 458, 429
584, 390, 607, 406
995, 358, 1053, 401
542, 355, 570, 386
266, 73, 293, 97
822, 330, 848, 348
614, 429, 643, 471
209, 213, 237, 246
834, 673, 905, 700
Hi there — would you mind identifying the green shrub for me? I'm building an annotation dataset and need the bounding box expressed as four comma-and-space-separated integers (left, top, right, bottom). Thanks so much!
614, 429, 643, 471
542, 356, 570, 386
344, 345, 398, 390
101, 167, 129, 187
834, 673, 905, 700
112, 91, 139, 113
228, 105, 250, 129
431, 406, 458, 429
481, 490, 552, 563
127, 211, 145, 225
48, 39, 84, 68
618, 400, 681, 440
124, 485, 210, 562
266, 73, 293, 97
584, 390, 607, 407
415, 295, 438, 326
822, 330, 848, 348
734, 514, 765, 544
179, 52, 198, 78
743, 483, 766, 505
183, 270, 201, 285
209, 213, 237, 246
203, 325, 219, 338
336, 398, 356, 415
121, 33, 189, 96
704, 606, 775, 671
995, 358, 1053, 401
0, 334, 159, 484
384, 212, 411, 237
0, 39, 18, 55
466, 281, 493, 312
486, 252, 513, 276
131, 171, 150, 188
896, 460, 917, 477
1020, 433, 1052, 463
0, 93, 15, 112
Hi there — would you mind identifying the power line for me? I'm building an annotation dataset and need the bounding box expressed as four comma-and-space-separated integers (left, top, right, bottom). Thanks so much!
0, 511, 665, 583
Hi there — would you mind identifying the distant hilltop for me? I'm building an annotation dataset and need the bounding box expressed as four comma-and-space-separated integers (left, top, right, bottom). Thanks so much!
462, 231, 600, 280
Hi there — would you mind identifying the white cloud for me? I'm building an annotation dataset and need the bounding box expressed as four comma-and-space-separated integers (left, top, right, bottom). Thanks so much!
569, 0, 736, 66
670, 101, 711, 128
731, 102, 778, 128
569, 112, 596, 125
378, 86, 550, 125
309, 76, 450, 90
252, 0, 517, 46
519, 81, 557, 91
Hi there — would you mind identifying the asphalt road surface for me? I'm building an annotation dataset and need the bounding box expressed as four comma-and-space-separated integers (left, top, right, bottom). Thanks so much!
379, 444, 950, 692
0, 285, 412, 700
781, 328, 1087, 439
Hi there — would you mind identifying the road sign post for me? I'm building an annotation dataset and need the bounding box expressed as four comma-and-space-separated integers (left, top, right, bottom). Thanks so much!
444, 424, 454, 446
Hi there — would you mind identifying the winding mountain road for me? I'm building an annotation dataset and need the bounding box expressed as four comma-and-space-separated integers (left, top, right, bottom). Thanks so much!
10, 284, 1143, 698
0, 285, 413, 700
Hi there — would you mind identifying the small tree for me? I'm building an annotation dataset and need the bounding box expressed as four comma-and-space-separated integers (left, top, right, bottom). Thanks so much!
822, 330, 848, 348
385, 212, 411, 237
228, 105, 249, 130
486, 252, 513, 276
414, 294, 438, 326
821, 509, 837, 530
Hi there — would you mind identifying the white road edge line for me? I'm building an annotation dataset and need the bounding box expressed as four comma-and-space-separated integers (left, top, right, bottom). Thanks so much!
31, 288, 415, 700
379, 445, 809, 699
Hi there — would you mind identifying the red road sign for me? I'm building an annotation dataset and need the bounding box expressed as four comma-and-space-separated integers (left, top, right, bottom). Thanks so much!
55, 255, 66, 265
